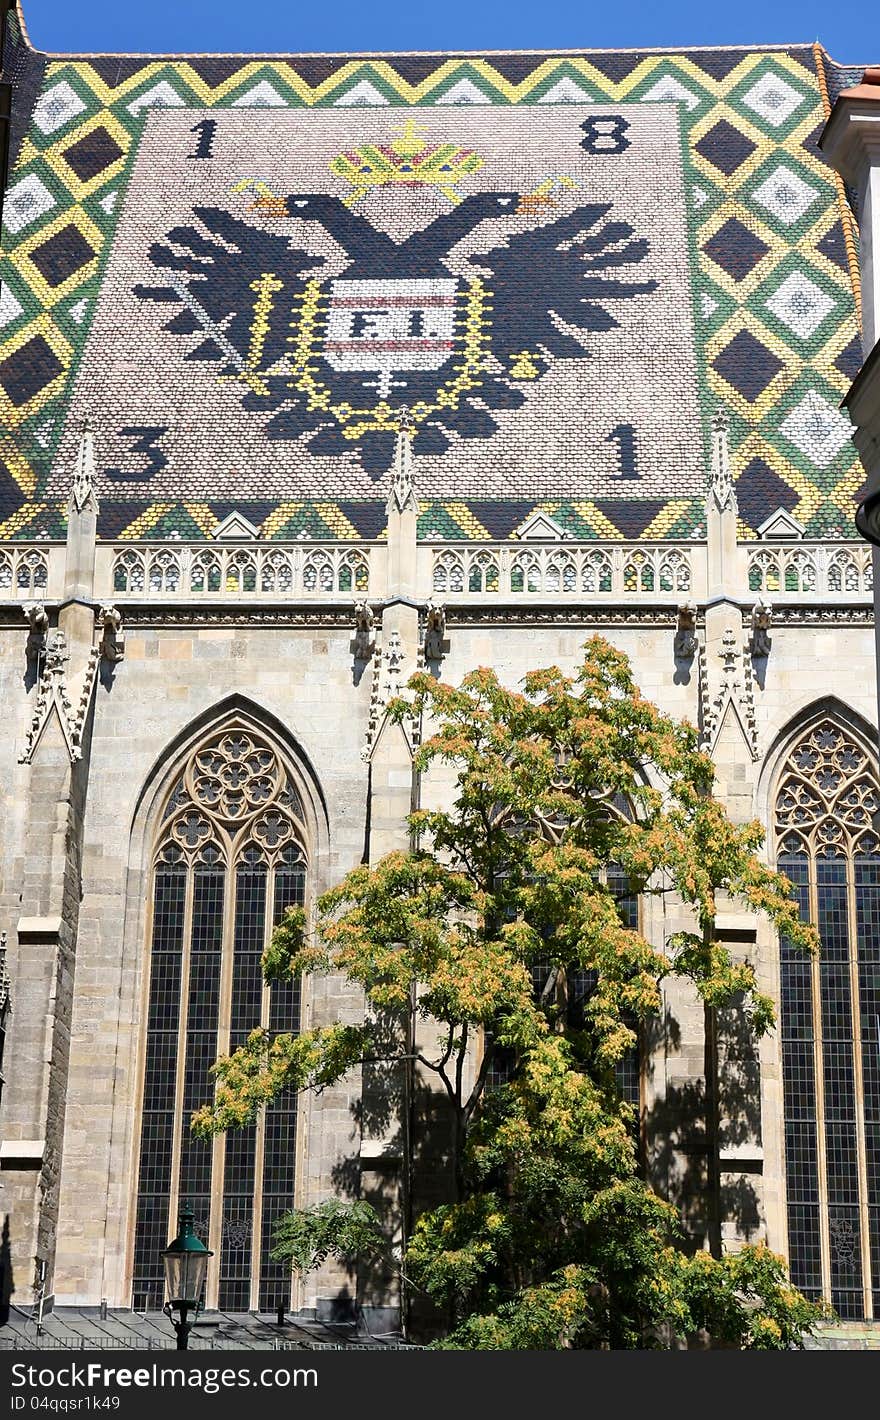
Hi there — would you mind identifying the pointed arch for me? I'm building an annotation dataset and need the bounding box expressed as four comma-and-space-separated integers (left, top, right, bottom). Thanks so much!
130, 693, 330, 857
126, 699, 324, 1315
765, 699, 880, 1322
758, 695, 879, 838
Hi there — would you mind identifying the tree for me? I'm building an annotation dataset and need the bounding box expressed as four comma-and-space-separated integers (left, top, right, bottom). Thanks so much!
193, 636, 824, 1347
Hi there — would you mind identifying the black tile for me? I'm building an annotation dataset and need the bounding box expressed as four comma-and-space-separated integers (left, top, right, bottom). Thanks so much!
592, 499, 667, 538
291, 57, 351, 87
0, 450, 28, 521
584, 53, 645, 83
61, 125, 125, 183
817, 222, 849, 272
28, 224, 94, 287
487, 55, 544, 83
694, 118, 757, 176
713, 328, 783, 402
389, 56, 452, 84
465, 500, 534, 538
835, 335, 863, 381
186, 57, 259, 86
691, 50, 751, 81
337, 500, 389, 540
735, 456, 799, 529
85, 57, 143, 86
0, 335, 64, 407
703, 216, 769, 280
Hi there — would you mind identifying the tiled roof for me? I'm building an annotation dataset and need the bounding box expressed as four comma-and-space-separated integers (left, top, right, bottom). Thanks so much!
0, 3, 867, 541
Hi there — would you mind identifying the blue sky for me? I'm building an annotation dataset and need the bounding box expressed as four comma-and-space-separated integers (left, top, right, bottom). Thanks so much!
17, 0, 880, 68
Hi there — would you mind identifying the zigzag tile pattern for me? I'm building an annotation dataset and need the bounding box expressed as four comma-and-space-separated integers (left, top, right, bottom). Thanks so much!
0, 15, 865, 542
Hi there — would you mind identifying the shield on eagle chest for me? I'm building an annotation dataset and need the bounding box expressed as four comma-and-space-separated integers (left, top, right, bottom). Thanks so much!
323, 278, 458, 388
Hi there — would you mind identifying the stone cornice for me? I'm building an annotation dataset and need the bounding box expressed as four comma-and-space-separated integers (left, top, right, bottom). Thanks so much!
0, 602, 872, 629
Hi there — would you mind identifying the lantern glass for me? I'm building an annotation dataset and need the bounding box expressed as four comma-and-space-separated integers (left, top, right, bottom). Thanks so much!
163, 1248, 210, 1307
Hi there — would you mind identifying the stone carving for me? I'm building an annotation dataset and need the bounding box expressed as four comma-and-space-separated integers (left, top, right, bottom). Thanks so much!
699, 626, 758, 761
20, 631, 73, 764
45, 629, 69, 676
19, 627, 100, 766
98, 605, 125, 664
387, 406, 417, 515
674, 601, 697, 659
750, 599, 772, 658
423, 600, 447, 661
775, 720, 879, 857
71, 648, 101, 758
69, 418, 99, 515
352, 600, 376, 660
24, 603, 49, 665
0, 930, 10, 1019
363, 628, 417, 761
710, 407, 735, 513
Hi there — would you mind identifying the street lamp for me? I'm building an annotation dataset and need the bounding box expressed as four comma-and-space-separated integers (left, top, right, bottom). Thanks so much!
161, 1203, 213, 1350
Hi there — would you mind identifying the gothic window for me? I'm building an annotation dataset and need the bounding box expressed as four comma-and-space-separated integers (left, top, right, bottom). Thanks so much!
131, 724, 307, 1314
775, 719, 880, 1320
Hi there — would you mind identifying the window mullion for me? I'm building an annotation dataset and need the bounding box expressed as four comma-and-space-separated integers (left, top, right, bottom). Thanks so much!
809, 851, 832, 1306
207, 852, 236, 1311
168, 864, 196, 1269
846, 851, 874, 1318
249, 863, 273, 1312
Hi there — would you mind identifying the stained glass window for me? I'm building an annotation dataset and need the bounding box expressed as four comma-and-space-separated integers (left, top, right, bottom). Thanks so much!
131, 726, 307, 1313
776, 719, 880, 1319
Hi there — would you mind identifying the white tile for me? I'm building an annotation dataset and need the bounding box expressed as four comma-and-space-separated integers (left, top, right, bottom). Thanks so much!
780, 389, 853, 467
0, 281, 23, 329
231, 80, 287, 107
435, 79, 490, 105
32, 80, 87, 136
3, 173, 56, 234
127, 82, 186, 116
537, 77, 594, 103
752, 165, 819, 225
765, 270, 834, 339
742, 71, 804, 127
641, 74, 701, 111
332, 80, 389, 107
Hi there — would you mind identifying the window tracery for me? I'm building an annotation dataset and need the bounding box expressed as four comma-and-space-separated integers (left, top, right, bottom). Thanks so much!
132, 723, 307, 1314
775, 718, 880, 1320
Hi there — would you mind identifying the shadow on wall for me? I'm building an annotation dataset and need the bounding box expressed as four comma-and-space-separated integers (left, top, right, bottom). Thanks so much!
328, 1028, 455, 1339
644, 1000, 763, 1251
0, 1213, 14, 1325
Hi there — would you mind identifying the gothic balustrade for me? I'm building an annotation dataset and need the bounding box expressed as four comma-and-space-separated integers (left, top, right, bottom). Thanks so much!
105, 542, 374, 599
744, 542, 874, 597
430, 542, 699, 598
0, 539, 874, 606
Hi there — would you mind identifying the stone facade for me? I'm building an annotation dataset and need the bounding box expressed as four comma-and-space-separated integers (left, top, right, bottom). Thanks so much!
1, 2, 879, 1331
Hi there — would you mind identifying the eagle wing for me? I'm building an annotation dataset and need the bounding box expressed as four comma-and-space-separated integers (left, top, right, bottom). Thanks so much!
474, 202, 658, 370
133, 205, 326, 380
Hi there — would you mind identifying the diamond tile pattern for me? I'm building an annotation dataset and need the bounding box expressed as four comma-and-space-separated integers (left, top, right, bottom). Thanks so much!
695, 118, 757, 175
741, 72, 805, 127
765, 270, 834, 339
0, 34, 864, 540
753, 164, 821, 225
704, 217, 770, 281
713, 328, 783, 402
61, 126, 126, 182
28, 225, 94, 287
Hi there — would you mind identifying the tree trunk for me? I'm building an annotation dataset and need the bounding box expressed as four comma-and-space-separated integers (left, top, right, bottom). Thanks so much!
703, 999, 722, 1260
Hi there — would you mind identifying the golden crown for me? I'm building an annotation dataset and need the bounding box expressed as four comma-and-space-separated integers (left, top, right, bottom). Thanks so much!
329, 120, 483, 206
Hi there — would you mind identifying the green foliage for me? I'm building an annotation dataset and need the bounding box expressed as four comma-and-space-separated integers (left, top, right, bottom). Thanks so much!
194, 636, 824, 1348
270, 1199, 387, 1278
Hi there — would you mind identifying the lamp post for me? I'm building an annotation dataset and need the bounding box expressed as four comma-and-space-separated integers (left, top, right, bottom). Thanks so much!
161, 1204, 213, 1350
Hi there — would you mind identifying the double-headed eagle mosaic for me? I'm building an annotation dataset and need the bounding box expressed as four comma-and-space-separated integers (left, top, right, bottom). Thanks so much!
134, 122, 658, 475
